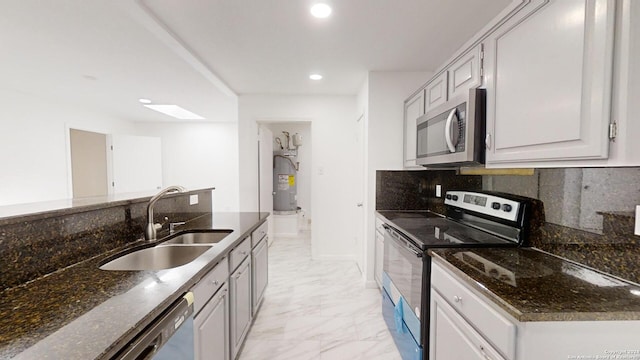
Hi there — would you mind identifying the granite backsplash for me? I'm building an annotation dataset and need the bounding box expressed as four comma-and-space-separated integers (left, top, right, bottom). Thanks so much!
376, 169, 640, 284
0, 189, 213, 290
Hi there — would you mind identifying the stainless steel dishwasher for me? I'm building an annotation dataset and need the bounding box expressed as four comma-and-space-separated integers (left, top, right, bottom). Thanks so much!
114, 292, 195, 360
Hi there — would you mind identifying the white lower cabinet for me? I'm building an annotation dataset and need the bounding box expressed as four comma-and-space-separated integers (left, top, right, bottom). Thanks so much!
192, 258, 230, 360
251, 236, 268, 314
230, 257, 252, 359
431, 261, 516, 360
374, 230, 384, 289
374, 215, 385, 289
194, 283, 229, 360
431, 290, 506, 360
431, 259, 640, 360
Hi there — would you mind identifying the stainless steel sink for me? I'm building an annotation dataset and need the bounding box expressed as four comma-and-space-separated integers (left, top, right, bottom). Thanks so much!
100, 244, 212, 271
163, 230, 232, 245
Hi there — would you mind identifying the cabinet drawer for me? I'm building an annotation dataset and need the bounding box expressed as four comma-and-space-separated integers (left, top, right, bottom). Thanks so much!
230, 237, 251, 271
192, 257, 229, 316
431, 261, 516, 360
251, 221, 268, 248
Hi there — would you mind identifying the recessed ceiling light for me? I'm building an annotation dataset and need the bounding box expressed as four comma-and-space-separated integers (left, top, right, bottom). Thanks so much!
309, 74, 323, 80
310, 3, 332, 18
143, 104, 205, 120
138, 98, 152, 104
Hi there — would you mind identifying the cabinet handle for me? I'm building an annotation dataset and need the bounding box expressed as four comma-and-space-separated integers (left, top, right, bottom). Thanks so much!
211, 280, 219, 286
219, 288, 228, 300
235, 271, 243, 279
485, 133, 491, 150
453, 295, 462, 303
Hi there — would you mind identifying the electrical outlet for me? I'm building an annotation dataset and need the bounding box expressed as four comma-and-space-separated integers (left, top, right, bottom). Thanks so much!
435, 184, 442, 198
635, 205, 640, 236
189, 194, 199, 205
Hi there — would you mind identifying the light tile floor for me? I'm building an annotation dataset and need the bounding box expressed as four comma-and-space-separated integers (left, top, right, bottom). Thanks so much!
238, 231, 402, 360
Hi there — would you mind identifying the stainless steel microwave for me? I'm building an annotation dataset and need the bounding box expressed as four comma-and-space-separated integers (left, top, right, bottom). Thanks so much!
416, 88, 486, 167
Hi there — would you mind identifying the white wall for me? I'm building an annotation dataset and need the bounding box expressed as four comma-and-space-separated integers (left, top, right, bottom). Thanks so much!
134, 122, 240, 211
361, 71, 432, 286
263, 122, 312, 219
239, 95, 358, 260
0, 88, 135, 206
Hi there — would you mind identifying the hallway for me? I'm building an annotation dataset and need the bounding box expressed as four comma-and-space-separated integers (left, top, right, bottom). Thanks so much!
239, 231, 401, 360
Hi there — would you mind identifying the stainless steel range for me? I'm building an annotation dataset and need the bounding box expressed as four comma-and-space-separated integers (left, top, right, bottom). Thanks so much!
378, 190, 543, 360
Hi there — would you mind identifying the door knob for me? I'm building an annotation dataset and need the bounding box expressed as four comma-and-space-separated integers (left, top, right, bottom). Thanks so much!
357, 203, 363, 207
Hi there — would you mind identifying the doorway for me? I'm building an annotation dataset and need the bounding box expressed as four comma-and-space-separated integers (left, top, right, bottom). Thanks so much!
258, 122, 312, 239
69, 129, 108, 198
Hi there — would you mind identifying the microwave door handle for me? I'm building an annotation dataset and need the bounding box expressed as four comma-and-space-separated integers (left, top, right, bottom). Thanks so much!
445, 108, 457, 153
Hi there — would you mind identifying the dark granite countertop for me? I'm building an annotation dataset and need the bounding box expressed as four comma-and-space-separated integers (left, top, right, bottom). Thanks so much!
0, 188, 214, 226
430, 248, 640, 322
0, 211, 268, 360
376, 210, 640, 322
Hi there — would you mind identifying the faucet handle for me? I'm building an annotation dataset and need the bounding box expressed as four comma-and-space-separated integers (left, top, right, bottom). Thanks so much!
170, 221, 187, 233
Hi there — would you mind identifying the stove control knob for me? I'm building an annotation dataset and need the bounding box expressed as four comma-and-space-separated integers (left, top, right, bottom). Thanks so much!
446, 194, 452, 200
491, 202, 501, 210
452, 195, 459, 201
502, 204, 513, 212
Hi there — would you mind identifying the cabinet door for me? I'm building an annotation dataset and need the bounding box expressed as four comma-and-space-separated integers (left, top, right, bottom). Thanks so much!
230, 258, 252, 359
251, 237, 268, 314
447, 45, 482, 100
484, 0, 616, 165
425, 72, 448, 113
404, 89, 425, 168
195, 284, 229, 360
374, 230, 384, 289
430, 290, 507, 360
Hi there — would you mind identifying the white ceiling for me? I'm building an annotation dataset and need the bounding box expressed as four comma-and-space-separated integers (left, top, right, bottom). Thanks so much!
0, 0, 511, 122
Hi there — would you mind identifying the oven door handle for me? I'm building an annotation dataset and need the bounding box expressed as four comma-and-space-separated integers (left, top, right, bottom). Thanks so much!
383, 224, 423, 258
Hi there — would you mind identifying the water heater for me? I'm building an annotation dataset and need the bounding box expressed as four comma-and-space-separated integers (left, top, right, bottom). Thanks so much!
273, 150, 298, 214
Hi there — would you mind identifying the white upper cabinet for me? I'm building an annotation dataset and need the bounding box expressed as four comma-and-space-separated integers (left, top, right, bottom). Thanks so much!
425, 72, 448, 113
448, 45, 483, 101
403, 89, 425, 168
483, 0, 616, 165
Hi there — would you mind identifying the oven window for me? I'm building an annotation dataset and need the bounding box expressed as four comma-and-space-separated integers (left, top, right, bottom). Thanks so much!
383, 232, 423, 316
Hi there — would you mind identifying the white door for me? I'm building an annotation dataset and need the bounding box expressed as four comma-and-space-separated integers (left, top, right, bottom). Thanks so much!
69, 129, 108, 198
355, 114, 365, 273
108, 134, 162, 194
258, 125, 274, 242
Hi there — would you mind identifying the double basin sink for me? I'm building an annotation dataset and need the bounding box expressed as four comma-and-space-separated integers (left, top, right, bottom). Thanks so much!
100, 230, 232, 271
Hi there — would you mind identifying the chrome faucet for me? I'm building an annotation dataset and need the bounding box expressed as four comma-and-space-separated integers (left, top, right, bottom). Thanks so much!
145, 185, 186, 241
